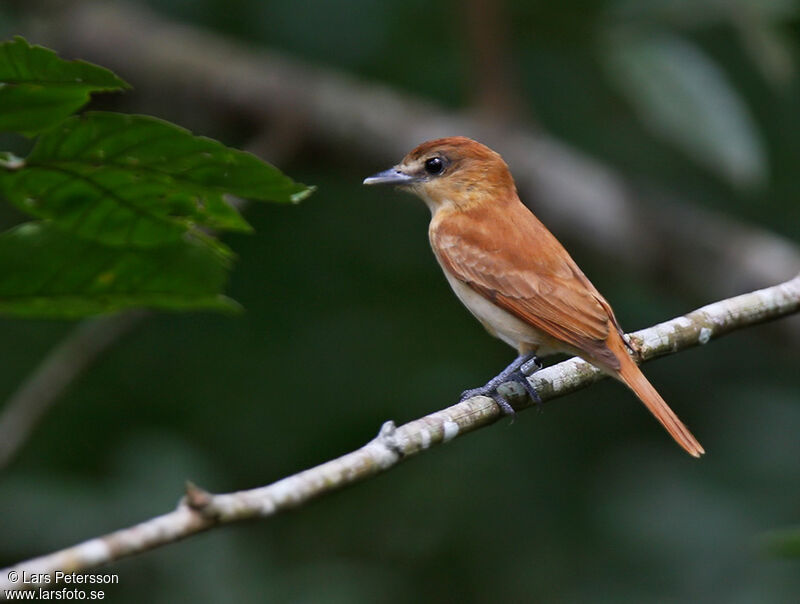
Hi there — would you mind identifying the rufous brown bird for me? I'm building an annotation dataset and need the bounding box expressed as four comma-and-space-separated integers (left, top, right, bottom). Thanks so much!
364, 136, 704, 457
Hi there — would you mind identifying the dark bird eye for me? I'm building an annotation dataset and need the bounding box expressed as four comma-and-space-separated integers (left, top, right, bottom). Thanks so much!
424, 157, 444, 176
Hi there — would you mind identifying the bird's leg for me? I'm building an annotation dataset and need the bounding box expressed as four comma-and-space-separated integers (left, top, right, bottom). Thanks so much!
520, 355, 543, 376
512, 355, 543, 404
460, 352, 542, 414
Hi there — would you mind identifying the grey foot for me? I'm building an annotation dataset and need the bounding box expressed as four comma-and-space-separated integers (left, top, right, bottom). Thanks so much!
459, 353, 543, 415
511, 373, 541, 404
460, 383, 516, 415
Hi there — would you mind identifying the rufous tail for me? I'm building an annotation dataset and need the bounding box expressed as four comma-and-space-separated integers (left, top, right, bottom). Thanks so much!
616, 354, 704, 457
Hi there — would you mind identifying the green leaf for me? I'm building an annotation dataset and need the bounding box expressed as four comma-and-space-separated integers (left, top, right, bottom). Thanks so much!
0, 36, 129, 135
604, 32, 767, 188
0, 222, 237, 318
0, 112, 314, 247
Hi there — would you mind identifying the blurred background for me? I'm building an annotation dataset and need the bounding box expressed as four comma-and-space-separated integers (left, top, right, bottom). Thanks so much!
1, 0, 799, 601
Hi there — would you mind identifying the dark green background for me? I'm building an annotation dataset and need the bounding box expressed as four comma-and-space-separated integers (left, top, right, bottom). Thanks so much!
1, 0, 799, 602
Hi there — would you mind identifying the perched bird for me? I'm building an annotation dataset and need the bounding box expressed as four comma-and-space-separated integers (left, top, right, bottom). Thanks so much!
364, 136, 704, 457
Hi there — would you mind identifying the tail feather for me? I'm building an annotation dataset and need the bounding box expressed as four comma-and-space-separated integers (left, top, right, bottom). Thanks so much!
616, 354, 704, 457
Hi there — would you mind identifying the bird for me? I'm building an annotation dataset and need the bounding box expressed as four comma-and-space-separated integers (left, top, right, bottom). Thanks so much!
363, 136, 704, 457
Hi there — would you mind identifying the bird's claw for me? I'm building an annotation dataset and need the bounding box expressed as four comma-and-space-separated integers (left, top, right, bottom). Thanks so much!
458, 354, 543, 415
493, 392, 516, 416
459, 384, 516, 416
511, 374, 541, 404
459, 385, 490, 401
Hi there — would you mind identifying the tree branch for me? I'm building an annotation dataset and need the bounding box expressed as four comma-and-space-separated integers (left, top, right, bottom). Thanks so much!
2, 274, 798, 594
6, 0, 798, 472
0, 311, 146, 469
0, 134, 290, 471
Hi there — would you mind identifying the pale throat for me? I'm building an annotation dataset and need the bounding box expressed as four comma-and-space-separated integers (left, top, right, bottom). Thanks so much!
412, 186, 481, 216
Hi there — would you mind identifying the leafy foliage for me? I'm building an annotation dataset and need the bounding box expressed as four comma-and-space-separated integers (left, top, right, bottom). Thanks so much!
604, 31, 767, 188
0, 112, 311, 247
0, 37, 312, 318
0, 223, 235, 318
0, 37, 128, 135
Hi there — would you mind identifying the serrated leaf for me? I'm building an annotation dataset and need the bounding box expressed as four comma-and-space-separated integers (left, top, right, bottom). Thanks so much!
0, 222, 237, 318
0, 36, 129, 135
0, 112, 313, 247
605, 32, 767, 188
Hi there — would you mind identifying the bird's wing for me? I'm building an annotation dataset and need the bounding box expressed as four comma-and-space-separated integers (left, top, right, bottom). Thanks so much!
431, 204, 621, 369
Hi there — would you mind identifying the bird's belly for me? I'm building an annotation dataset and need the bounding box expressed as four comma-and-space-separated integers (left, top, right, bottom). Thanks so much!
443, 272, 558, 355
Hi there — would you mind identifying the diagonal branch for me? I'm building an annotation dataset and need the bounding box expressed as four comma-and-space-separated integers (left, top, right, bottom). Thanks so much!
0, 134, 291, 471
2, 274, 798, 594
0, 310, 146, 469
8, 0, 798, 477
8, 0, 799, 471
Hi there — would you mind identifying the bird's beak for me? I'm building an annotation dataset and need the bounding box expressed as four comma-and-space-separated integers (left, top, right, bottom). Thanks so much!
363, 167, 416, 186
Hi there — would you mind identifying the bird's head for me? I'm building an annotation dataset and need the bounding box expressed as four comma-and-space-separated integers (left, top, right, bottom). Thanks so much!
363, 136, 515, 213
